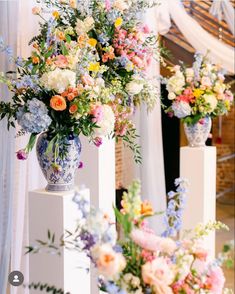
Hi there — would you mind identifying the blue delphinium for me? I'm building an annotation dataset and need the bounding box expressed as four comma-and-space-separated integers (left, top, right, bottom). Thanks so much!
15, 74, 40, 92
162, 178, 188, 238
17, 98, 52, 134
73, 190, 90, 219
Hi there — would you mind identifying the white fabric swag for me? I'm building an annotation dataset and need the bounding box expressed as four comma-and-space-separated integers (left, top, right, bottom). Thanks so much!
157, 0, 235, 74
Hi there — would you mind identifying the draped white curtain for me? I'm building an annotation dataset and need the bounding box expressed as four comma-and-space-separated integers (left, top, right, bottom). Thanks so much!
123, 6, 167, 235
157, 0, 235, 74
210, 0, 235, 35
0, 1, 46, 293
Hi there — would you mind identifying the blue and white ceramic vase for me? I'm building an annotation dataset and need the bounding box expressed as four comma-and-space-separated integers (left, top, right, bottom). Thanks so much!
183, 116, 212, 147
36, 132, 82, 192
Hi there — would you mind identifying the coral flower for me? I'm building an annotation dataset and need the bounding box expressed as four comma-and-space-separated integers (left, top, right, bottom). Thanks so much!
50, 95, 67, 111
69, 104, 78, 114
32, 7, 41, 15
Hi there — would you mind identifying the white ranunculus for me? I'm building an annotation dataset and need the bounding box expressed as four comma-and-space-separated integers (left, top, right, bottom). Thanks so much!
166, 72, 185, 94
203, 94, 218, 112
168, 92, 176, 100
94, 105, 115, 137
126, 79, 144, 95
40, 68, 76, 93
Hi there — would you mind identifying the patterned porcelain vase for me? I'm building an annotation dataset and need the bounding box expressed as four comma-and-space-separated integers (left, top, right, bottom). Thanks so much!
183, 116, 212, 147
36, 132, 81, 192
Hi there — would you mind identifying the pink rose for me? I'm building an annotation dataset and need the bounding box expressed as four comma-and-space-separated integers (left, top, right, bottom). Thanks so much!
105, 0, 111, 10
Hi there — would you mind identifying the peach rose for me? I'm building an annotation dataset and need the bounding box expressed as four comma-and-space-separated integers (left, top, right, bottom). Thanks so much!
69, 104, 78, 114
142, 257, 174, 292
50, 95, 67, 111
91, 244, 126, 279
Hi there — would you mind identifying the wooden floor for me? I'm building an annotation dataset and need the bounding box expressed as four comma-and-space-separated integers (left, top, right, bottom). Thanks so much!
216, 193, 235, 291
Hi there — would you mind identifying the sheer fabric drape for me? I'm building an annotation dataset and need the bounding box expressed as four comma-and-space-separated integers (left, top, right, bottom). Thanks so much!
0, 1, 46, 293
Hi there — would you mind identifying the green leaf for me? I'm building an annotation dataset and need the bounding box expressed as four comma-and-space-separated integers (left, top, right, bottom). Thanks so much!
65, 35, 71, 43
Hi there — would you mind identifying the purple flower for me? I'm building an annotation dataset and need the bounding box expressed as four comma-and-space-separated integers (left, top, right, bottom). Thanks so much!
94, 137, 102, 147
16, 149, 28, 160
78, 161, 83, 169
80, 231, 96, 251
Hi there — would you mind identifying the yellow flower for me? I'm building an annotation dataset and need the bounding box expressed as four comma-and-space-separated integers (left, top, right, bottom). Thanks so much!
193, 89, 204, 99
125, 62, 134, 72
115, 17, 123, 28
88, 38, 97, 47
52, 11, 60, 19
225, 100, 231, 110
88, 62, 100, 72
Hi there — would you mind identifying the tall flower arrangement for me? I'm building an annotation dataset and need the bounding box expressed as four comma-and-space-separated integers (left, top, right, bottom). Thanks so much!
165, 53, 233, 125
0, 0, 161, 163
27, 180, 233, 294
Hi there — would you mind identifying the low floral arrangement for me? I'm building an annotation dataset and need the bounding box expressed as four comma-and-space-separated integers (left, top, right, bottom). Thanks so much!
27, 179, 234, 294
0, 0, 162, 163
165, 53, 233, 125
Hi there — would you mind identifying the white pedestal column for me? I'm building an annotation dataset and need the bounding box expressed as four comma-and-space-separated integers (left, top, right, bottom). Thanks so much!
29, 188, 90, 294
76, 136, 115, 294
180, 146, 216, 257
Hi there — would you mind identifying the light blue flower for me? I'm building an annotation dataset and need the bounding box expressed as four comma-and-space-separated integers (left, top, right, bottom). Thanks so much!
17, 98, 51, 134
172, 101, 192, 119
105, 282, 126, 294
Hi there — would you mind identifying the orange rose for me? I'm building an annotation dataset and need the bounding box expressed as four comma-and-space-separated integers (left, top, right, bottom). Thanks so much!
50, 95, 67, 111
69, 104, 78, 114
67, 93, 75, 101
141, 201, 154, 216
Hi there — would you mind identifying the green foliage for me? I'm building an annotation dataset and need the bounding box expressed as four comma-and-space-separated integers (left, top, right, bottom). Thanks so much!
25, 282, 70, 294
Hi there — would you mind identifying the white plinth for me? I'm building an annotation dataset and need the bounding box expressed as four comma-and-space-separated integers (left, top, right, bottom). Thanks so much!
29, 188, 90, 294
180, 146, 216, 257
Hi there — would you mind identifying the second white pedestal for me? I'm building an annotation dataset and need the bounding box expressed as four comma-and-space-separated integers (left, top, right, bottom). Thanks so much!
180, 146, 216, 257
29, 188, 90, 294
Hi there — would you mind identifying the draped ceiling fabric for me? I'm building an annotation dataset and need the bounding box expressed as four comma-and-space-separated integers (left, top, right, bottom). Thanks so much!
157, 0, 235, 74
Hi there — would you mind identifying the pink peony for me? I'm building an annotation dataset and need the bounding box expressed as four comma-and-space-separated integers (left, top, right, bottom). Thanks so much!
206, 266, 225, 294
54, 55, 68, 68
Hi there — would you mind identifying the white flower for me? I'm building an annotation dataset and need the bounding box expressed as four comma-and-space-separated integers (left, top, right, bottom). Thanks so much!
214, 81, 226, 94
40, 68, 76, 93
168, 92, 176, 100
167, 72, 185, 94
185, 68, 194, 77
76, 16, 94, 35
94, 105, 115, 137
126, 77, 144, 95
203, 94, 218, 112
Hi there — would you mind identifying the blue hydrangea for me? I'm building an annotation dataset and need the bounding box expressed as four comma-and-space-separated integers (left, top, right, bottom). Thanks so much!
172, 101, 192, 119
17, 98, 52, 134
15, 75, 40, 92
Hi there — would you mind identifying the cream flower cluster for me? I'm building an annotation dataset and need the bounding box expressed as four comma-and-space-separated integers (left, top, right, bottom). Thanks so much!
40, 68, 76, 93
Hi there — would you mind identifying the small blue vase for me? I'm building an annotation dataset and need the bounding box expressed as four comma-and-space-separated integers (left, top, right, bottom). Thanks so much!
183, 116, 212, 147
36, 132, 81, 191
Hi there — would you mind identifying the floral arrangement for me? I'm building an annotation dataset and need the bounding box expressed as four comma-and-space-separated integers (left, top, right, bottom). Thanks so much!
165, 53, 233, 125
27, 179, 234, 294
0, 0, 162, 163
